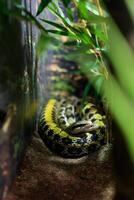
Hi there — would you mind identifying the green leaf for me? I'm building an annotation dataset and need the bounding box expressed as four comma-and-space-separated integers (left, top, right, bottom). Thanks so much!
47, 29, 69, 36
82, 81, 92, 99
77, 0, 89, 19
40, 18, 67, 32
109, 20, 134, 100
15, 4, 48, 33
73, 27, 93, 44
87, 15, 109, 23
36, 0, 52, 16
125, 0, 134, 20
48, 2, 72, 27
103, 75, 134, 163
94, 75, 105, 96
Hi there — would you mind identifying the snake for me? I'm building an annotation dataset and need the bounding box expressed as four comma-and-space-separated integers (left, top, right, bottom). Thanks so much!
38, 97, 106, 158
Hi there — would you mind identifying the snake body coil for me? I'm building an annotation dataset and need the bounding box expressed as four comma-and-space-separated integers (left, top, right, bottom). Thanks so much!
38, 98, 106, 158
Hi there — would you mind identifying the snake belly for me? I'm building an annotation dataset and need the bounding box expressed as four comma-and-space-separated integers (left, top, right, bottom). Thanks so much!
38, 98, 106, 158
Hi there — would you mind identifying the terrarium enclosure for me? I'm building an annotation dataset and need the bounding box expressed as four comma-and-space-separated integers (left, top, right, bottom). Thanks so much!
0, 0, 134, 200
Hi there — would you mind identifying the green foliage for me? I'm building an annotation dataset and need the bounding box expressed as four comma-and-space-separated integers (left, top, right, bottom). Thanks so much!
37, 0, 71, 16
109, 21, 134, 100
40, 18, 68, 32
125, 0, 134, 20
42, 0, 108, 95
37, 0, 52, 16
104, 20, 134, 162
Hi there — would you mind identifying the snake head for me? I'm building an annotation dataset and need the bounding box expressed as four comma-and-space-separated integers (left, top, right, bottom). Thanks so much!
66, 120, 100, 136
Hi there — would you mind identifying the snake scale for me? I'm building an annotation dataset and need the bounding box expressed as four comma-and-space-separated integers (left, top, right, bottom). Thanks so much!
38, 97, 106, 158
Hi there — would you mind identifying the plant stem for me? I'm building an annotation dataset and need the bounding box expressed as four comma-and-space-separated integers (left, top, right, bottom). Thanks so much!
94, 0, 108, 39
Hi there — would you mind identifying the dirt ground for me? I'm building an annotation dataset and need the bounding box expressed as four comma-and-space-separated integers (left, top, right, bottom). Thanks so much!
6, 136, 115, 200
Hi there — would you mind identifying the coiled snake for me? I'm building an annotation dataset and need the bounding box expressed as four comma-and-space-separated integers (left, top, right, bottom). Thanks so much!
38, 97, 106, 158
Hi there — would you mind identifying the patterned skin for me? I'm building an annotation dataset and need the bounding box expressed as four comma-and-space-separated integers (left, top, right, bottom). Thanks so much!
38, 98, 106, 158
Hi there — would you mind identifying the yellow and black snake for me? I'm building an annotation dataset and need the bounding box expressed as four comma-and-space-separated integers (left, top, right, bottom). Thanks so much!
38, 97, 106, 158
